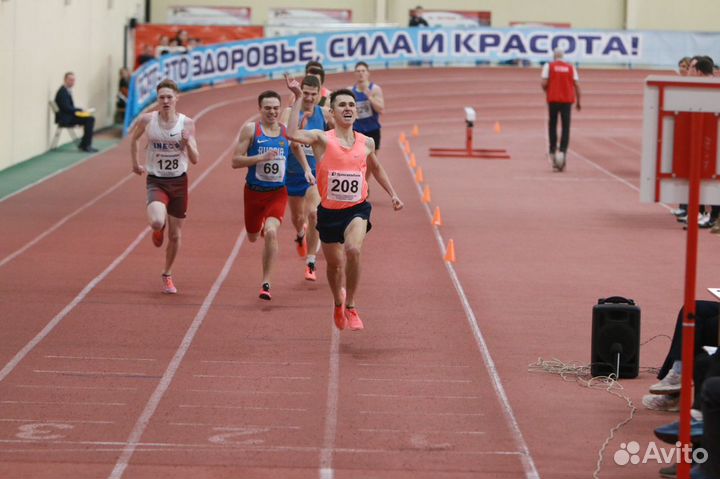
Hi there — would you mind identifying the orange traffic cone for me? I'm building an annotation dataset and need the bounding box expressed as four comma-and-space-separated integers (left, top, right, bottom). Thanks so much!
432, 206, 443, 226
409, 153, 417, 168
494, 121, 502, 133
399, 132, 407, 144
411, 124, 420, 137
444, 239, 456, 262
404, 142, 411, 155
422, 185, 431, 203
415, 166, 424, 183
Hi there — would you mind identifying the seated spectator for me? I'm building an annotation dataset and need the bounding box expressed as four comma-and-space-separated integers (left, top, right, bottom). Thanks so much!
137, 45, 156, 67
176, 29, 189, 47
647, 300, 719, 405
54, 71, 97, 152
116, 67, 130, 123
409, 5, 429, 27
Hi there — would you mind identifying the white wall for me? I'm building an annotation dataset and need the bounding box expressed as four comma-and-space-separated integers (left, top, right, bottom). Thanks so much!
626, 0, 720, 31
0, 0, 143, 171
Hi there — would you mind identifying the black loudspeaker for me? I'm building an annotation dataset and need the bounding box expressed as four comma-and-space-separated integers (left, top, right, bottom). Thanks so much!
591, 296, 641, 378
128, 17, 138, 29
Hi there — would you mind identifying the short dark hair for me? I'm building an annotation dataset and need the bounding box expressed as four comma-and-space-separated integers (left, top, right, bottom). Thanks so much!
678, 56, 691, 67
64, 72, 74, 80
301, 75, 321, 90
306, 66, 325, 84
258, 90, 281, 106
157, 78, 179, 93
355, 61, 369, 71
329, 88, 356, 107
305, 60, 323, 72
695, 57, 715, 76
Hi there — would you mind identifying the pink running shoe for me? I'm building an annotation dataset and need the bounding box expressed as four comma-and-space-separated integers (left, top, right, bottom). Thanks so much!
304, 262, 317, 281
333, 287, 346, 330
344, 307, 364, 331
152, 224, 165, 248
162, 274, 177, 294
294, 227, 308, 257
259, 282, 272, 301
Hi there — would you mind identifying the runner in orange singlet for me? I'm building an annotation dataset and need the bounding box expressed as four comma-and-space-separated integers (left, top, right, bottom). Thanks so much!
284, 75, 403, 332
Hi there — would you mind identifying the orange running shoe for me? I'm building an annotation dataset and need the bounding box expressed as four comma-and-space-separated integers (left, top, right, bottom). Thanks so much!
162, 274, 177, 294
345, 307, 364, 331
259, 282, 272, 300
333, 287, 346, 330
294, 226, 308, 257
152, 224, 165, 248
304, 262, 317, 281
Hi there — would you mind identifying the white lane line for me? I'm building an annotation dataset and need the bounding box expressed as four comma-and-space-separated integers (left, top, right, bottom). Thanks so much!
169, 422, 301, 430
0, 96, 249, 268
1, 400, 125, 407
108, 229, 246, 479
358, 428, 486, 435
192, 374, 311, 380
399, 139, 540, 479
0, 439, 524, 456
0, 150, 111, 203
356, 378, 470, 383
569, 146, 674, 213
15, 385, 137, 391
0, 174, 134, 268
319, 327, 340, 479
357, 363, 470, 369
201, 360, 315, 366
605, 136, 641, 156
186, 388, 311, 396
0, 418, 114, 424
43, 355, 157, 362
0, 126, 243, 386
33, 370, 157, 378
359, 393, 480, 399
360, 411, 484, 417
178, 404, 306, 412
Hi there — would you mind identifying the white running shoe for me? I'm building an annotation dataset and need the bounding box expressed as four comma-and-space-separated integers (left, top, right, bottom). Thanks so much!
642, 393, 680, 412
649, 369, 682, 395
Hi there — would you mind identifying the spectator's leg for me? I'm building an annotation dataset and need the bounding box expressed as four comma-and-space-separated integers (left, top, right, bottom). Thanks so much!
700, 376, 720, 477
657, 301, 719, 380
74, 116, 95, 149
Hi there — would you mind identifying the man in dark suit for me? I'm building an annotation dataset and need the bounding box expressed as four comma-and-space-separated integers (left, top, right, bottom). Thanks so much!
54, 72, 97, 152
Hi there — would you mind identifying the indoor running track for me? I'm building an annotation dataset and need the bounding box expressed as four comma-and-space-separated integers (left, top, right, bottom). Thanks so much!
1, 67, 714, 479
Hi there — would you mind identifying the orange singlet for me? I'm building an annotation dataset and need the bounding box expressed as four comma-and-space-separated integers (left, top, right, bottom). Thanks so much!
318, 130, 369, 210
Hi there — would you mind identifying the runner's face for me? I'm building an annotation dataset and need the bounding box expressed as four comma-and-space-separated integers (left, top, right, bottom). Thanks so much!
331, 95, 356, 127
157, 88, 177, 111
354, 66, 369, 83
260, 98, 281, 124
302, 85, 320, 108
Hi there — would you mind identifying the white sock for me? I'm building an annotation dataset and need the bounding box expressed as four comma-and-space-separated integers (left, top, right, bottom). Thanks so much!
671, 360, 682, 374
307, 255, 316, 265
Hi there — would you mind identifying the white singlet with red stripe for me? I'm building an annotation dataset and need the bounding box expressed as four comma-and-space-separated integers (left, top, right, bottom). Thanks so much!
145, 112, 189, 177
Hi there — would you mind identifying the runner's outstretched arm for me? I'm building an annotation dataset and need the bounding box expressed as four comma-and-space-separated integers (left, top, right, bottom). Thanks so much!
367, 145, 403, 211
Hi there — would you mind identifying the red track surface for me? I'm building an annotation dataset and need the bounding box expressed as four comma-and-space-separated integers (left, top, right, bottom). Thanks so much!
1, 67, 715, 478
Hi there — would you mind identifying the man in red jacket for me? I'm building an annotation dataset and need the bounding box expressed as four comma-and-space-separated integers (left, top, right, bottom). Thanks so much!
541, 48, 581, 172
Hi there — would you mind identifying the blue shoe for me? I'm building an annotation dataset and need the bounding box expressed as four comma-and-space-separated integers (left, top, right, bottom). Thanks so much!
654, 419, 703, 444
691, 465, 715, 479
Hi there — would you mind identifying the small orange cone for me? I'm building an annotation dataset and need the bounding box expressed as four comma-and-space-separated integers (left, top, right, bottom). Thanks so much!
399, 132, 407, 144
411, 124, 420, 137
432, 206, 443, 226
409, 153, 417, 168
415, 166, 424, 183
404, 142, 411, 155
422, 185, 431, 203
444, 239, 456, 262
494, 121, 502, 133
